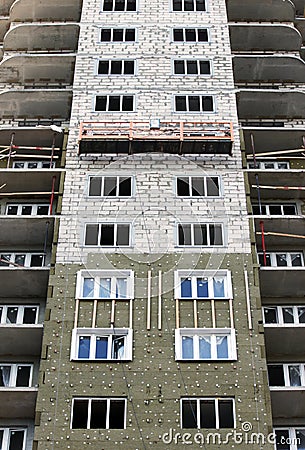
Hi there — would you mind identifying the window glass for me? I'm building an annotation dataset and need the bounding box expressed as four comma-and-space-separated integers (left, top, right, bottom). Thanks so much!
174, 61, 184, 75
298, 307, 305, 324
177, 177, 189, 196
108, 96, 120, 111
7, 308, 18, 324
181, 278, 192, 298
182, 400, 197, 428
78, 336, 91, 359
197, 278, 208, 297
283, 307, 294, 324
0, 366, 11, 387
7, 206, 18, 215
118, 177, 132, 196
210, 224, 223, 245
173, 29, 184, 41
9, 430, 25, 450
218, 400, 234, 428
275, 429, 290, 450
0, 254, 11, 266
296, 429, 305, 449
264, 307, 278, 324
207, 177, 219, 196
112, 336, 125, 359
83, 278, 94, 297
116, 278, 127, 298
194, 224, 207, 245
198, 29, 208, 41
15, 255, 26, 266
100, 29, 112, 41
288, 366, 301, 387
23, 307, 37, 324
192, 178, 205, 196
268, 365, 285, 386
96, 336, 108, 359
85, 225, 99, 245
30, 255, 44, 267
178, 224, 191, 245
189, 96, 200, 111
292, 254, 302, 267
109, 400, 126, 428
89, 177, 102, 196
182, 336, 194, 359
200, 400, 216, 428
99, 278, 111, 298
216, 336, 228, 359
100, 225, 115, 246
187, 61, 198, 74
276, 254, 287, 267
283, 204, 296, 215
16, 366, 31, 387
72, 400, 89, 428
21, 206, 32, 215
91, 400, 107, 428
104, 177, 117, 196
213, 277, 225, 297
125, 29, 136, 41
199, 336, 211, 359
37, 205, 49, 215
117, 225, 130, 246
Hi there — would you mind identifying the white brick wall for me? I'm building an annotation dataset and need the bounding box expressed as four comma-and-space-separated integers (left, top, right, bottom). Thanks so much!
56, 0, 252, 263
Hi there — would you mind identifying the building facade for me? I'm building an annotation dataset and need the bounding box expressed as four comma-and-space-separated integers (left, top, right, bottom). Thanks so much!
0, 0, 304, 449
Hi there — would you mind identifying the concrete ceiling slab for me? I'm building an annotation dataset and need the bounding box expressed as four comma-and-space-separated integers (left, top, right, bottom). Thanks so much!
226, 0, 295, 22
0, 269, 49, 297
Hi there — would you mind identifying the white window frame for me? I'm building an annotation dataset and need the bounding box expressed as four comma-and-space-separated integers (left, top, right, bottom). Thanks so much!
171, 28, 210, 43
268, 363, 305, 389
175, 175, 221, 197
5, 203, 50, 216
12, 161, 55, 169
175, 328, 237, 361
174, 94, 215, 113
171, 0, 207, 12
71, 328, 133, 361
174, 270, 232, 299
84, 224, 131, 247
71, 397, 127, 429
94, 94, 135, 112
96, 60, 136, 76
101, 0, 137, 12
258, 252, 304, 267
180, 398, 235, 429
0, 363, 33, 388
88, 175, 134, 197
0, 428, 27, 450
172, 59, 212, 76
76, 270, 134, 299
247, 161, 290, 170
273, 427, 305, 450
0, 305, 39, 325
176, 223, 224, 247
0, 253, 45, 268
98, 27, 137, 43
251, 203, 297, 216
263, 305, 305, 326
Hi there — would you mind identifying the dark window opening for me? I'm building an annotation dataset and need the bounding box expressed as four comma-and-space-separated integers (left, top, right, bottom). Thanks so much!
102, 0, 113, 11
23, 307, 37, 324
182, 400, 197, 428
178, 224, 191, 246
122, 96, 134, 111
85, 224, 99, 245
98, 61, 109, 75
108, 96, 120, 111
16, 366, 31, 387
177, 177, 190, 196
100, 29, 111, 41
173, 29, 184, 41
95, 96, 107, 111
9, 430, 25, 450
185, 29, 196, 41
218, 400, 234, 428
90, 400, 107, 428
209, 224, 223, 245
200, 400, 216, 428
89, 177, 102, 196
72, 399, 89, 428
113, 29, 124, 41
125, 29, 136, 41
100, 225, 115, 246
109, 400, 125, 428
118, 177, 132, 196
104, 177, 117, 196
117, 225, 130, 246
207, 177, 219, 196
268, 365, 285, 386
111, 61, 123, 74
175, 96, 187, 111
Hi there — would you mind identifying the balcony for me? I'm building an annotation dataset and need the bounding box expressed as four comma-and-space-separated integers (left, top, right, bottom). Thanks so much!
242, 127, 305, 155
248, 170, 305, 200
226, 0, 295, 22
237, 90, 305, 119
0, 54, 76, 85
0, 325, 43, 356
78, 121, 234, 155
0, 217, 55, 249
233, 56, 305, 84
230, 24, 302, 52
0, 389, 37, 419
9, 0, 83, 22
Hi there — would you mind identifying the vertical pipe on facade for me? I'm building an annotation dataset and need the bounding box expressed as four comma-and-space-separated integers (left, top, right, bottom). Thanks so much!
50, 134, 56, 167
49, 176, 56, 215
260, 221, 267, 266
7, 133, 15, 168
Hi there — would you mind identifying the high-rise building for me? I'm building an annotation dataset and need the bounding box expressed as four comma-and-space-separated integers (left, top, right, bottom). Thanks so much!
0, 0, 304, 449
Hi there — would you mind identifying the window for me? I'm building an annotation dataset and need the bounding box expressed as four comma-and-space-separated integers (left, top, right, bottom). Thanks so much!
100, 28, 136, 42
181, 398, 235, 429
71, 398, 126, 429
172, 28, 209, 42
176, 176, 220, 197
175, 271, 232, 299
12, 161, 55, 169
0, 428, 26, 450
0, 364, 33, 388
98, 60, 135, 75
89, 176, 133, 197
102, 0, 136, 11
252, 203, 297, 216
175, 95, 214, 112
95, 95, 134, 112
263, 305, 305, 326
76, 270, 134, 299
175, 329, 236, 360
5, 203, 50, 216
172, 0, 206, 11
173, 60, 211, 75
248, 161, 289, 170
258, 252, 304, 267
0, 305, 39, 325
84, 224, 130, 247
0, 253, 45, 268
71, 328, 133, 360
274, 428, 305, 450
268, 364, 305, 388
177, 223, 223, 246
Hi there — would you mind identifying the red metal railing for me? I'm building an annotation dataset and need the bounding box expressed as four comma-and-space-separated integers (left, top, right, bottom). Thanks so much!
79, 121, 234, 142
